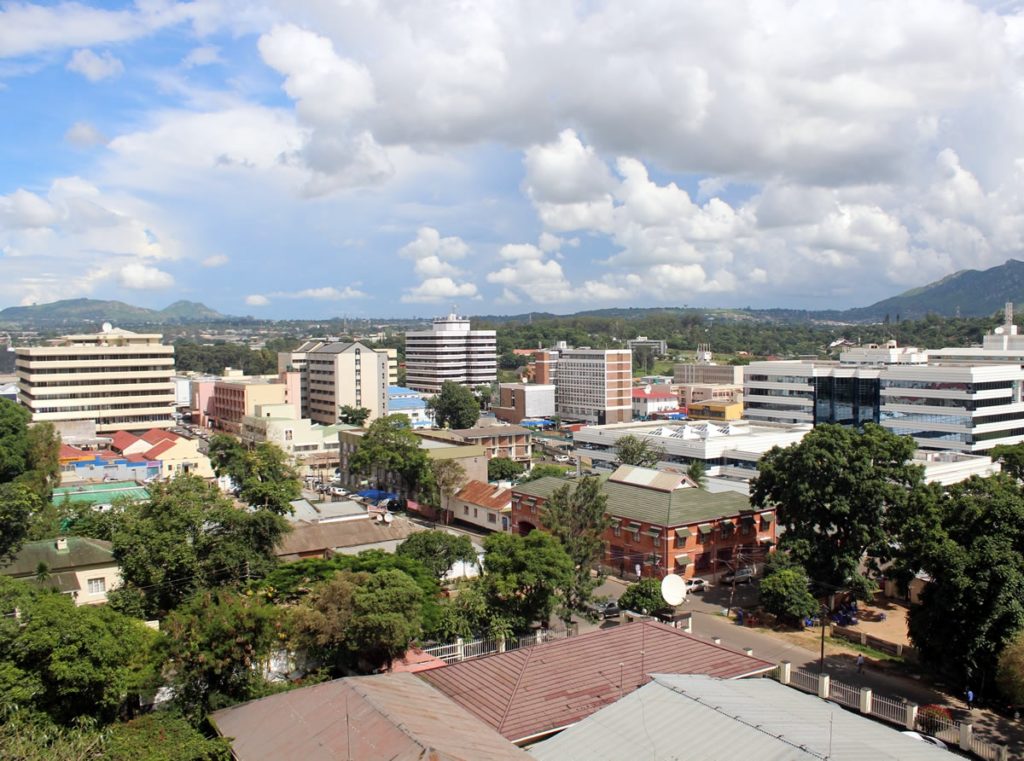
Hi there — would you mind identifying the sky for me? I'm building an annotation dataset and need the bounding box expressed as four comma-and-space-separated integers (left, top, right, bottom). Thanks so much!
3, 1, 1024, 319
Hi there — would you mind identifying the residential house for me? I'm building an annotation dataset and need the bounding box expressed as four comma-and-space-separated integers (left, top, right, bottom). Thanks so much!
210, 672, 530, 761
421, 621, 773, 745
143, 434, 215, 479
512, 465, 776, 581
631, 385, 680, 419
1, 537, 121, 605
451, 480, 512, 532
424, 425, 532, 467
275, 514, 424, 560
241, 403, 350, 479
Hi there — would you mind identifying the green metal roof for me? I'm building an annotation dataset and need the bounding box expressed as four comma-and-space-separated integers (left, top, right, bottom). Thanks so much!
52, 482, 149, 506
1, 537, 115, 577
513, 476, 755, 527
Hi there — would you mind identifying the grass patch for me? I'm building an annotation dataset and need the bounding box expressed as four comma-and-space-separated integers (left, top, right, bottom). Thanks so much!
829, 636, 903, 663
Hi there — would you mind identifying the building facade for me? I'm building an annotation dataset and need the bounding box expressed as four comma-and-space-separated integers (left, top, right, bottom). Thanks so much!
492, 383, 556, 423
305, 341, 390, 425
425, 425, 533, 466
555, 348, 632, 424
673, 363, 744, 385
627, 336, 668, 355
16, 326, 175, 434
404, 312, 497, 393
451, 480, 512, 532
631, 385, 680, 419
241, 403, 348, 478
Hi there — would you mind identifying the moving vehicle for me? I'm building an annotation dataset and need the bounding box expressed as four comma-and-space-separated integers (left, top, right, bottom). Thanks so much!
900, 731, 948, 749
685, 578, 708, 593
587, 600, 621, 619
722, 567, 756, 585
554, 454, 570, 463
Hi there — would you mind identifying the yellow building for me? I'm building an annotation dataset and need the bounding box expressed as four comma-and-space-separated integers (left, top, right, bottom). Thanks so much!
16, 326, 174, 434
686, 400, 743, 421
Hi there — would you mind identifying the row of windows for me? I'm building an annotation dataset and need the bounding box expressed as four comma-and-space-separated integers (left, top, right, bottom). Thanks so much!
22, 365, 172, 375
25, 377, 171, 389
883, 394, 1010, 409
33, 401, 172, 414
19, 352, 171, 362
22, 389, 172, 401
881, 380, 1014, 392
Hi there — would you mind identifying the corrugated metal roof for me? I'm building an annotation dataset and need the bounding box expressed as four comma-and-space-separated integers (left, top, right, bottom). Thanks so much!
513, 476, 754, 527
456, 480, 512, 510
211, 672, 530, 761
529, 674, 956, 761
275, 516, 423, 557
2, 537, 114, 577
420, 621, 773, 743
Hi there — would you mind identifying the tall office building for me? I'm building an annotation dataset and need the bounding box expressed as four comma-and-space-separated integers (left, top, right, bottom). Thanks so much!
555, 348, 633, 424
404, 311, 497, 393
305, 342, 390, 425
16, 325, 175, 434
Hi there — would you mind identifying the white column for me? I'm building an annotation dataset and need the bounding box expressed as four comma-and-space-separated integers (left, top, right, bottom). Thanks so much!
904, 702, 918, 730
817, 674, 830, 699
859, 687, 872, 714
778, 661, 791, 685
959, 723, 973, 751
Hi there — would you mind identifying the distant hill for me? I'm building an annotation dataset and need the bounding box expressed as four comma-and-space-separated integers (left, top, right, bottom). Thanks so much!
0, 298, 228, 326
838, 259, 1024, 322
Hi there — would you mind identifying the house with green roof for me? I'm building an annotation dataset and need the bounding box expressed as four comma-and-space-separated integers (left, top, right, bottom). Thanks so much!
1, 536, 121, 605
511, 465, 776, 582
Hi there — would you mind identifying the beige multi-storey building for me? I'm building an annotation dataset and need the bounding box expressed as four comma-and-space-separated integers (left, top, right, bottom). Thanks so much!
404, 312, 496, 393
555, 348, 632, 424
306, 341, 390, 425
16, 326, 175, 434
279, 340, 396, 419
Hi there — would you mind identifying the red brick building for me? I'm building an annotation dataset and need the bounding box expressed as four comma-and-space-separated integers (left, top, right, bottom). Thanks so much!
511, 465, 776, 582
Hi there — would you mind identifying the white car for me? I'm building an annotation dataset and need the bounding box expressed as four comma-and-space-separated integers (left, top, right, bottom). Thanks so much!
554, 454, 570, 463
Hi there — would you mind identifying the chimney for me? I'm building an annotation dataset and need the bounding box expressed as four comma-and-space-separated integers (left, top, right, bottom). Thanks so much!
55, 537, 69, 551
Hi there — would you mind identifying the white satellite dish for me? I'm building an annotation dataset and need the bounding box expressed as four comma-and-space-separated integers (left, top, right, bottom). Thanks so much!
383, 512, 393, 524
661, 573, 687, 607
101, 322, 113, 333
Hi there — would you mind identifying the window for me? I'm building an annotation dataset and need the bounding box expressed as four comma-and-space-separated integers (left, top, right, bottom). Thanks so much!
613, 526, 621, 537
87, 577, 106, 595
463, 506, 469, 515
487, 513, 496, 524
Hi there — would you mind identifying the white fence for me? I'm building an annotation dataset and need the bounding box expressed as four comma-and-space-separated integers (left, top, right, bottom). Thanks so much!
423, 629, 563, 664
780, 667, 1007, 761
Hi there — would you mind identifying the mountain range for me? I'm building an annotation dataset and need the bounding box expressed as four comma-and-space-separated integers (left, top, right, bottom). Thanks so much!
2, 259, 1023, 327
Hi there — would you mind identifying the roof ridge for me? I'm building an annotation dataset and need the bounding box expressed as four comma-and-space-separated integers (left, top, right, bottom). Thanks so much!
498, 642, 537, 735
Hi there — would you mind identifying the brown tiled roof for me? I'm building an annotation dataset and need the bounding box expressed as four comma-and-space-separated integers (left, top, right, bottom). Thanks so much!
140, 428, 179, 445
420, 621, 774, 743
109, 431, 140, 452
210, 672, 530, 761
455, 480, 511, 510
142, 439, 177, 460
275, 517, 423, 558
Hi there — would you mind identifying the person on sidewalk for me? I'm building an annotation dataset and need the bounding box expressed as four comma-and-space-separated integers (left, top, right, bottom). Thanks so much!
966, 688, 974, 709
856, 653, 865, 673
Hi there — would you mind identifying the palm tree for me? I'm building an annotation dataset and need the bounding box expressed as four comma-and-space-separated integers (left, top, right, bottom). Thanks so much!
687, 461, 707, 489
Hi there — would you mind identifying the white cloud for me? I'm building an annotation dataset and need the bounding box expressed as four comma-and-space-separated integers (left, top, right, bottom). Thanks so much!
182, 45, 222, 68
486, 245, 573, 304
270, 286, 367, 300
118, 263, 173, 290
401, 277, 479, 303
64, 121, 107, 147
245, 294, 269, 306
67, 49, 124, 81
202, 254, 229, 267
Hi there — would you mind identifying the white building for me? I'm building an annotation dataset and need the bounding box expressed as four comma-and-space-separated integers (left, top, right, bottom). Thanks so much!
387, 385, 434, 428
404, 311, 496, 393
914, 450, 1001, 485
555, 348, 632, 424
573, 419, 813, 481
240, 403, 350, 478
279, 340, 396, 419
631, 385, 680, 419
492, 383, 556, 423
304, 341, 390, 425
16, 325, 175, 434
626, 336, 668, 355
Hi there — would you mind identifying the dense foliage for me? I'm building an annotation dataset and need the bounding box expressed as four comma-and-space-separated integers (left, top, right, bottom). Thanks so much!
480, 531, 573, 632
614, 435, 664, 468
759, 567, 818, 625
338, 405, 370, 426
618, 578, 668, 615
0, 399, 60, 559
207, 435, 301, 514
428, 381, 480, 429
752, 424, 921, 597
174, 340, 295, 376
396, 530, 476, 581
488, 456, 524, 481
997, 629, 1024, 706
348, 414, 430, 498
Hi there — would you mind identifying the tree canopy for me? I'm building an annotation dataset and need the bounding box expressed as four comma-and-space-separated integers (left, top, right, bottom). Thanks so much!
759, 566, 818, 625
997, 629, 1024, 705
429, 381, 480, 429
614, 434, 665, 468
338, 405, 370, 426
0, 399, 61, 557
540, 477, 609, 623
480, 531, 573, 632
348, 414, 430, 497
396, 530, 476, 581
488, 456, 524, 482
618, 578, 668, 616
751, 423, 921, 596
110, 475, 288, 618
207, 435, 301, 514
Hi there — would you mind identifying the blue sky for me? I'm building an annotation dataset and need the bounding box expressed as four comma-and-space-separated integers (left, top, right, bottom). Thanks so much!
2, 1, 1024, 318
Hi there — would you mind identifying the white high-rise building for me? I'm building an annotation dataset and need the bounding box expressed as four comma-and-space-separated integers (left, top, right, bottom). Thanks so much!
404, 311, 496, 393
304, 342, 390, 425
555, 348, 633, 424
16, 326, 175, 434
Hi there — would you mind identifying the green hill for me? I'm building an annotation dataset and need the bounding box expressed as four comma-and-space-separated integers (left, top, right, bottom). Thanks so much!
0, 298, 227, 326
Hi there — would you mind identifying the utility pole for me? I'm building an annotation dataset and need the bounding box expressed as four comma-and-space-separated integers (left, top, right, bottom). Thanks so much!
819, 604, 828, 674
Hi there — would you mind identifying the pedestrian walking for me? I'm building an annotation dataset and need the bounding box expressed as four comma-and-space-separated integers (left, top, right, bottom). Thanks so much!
856, 654, 865, 673
966, 689, 974, 709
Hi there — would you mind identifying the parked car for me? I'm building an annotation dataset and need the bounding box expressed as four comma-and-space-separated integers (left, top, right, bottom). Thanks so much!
722, 567, 756, 585
900, 731, 948, 750
587, 600, 621, 619
554, 454, 570, 463
685, 578, 708, 594
330, 486, 348, 496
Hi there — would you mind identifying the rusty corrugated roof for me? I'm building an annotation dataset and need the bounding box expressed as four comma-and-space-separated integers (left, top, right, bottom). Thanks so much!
455, 480, 511, 510
420, 621, 774, 743
210, 672, 530, 761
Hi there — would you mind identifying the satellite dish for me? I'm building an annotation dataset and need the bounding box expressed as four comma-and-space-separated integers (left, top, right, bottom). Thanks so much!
101, 322, 113, 333
383, 512, 393, 524
661, 573, 686, 607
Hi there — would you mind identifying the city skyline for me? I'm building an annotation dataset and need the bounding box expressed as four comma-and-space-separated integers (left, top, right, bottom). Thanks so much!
3, 1, 1024, 318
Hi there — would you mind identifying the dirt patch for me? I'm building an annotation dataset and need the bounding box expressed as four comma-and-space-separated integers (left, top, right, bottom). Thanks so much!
845, 596, 911, 646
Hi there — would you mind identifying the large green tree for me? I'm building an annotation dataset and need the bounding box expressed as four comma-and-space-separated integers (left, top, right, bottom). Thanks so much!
429, 381, 480, 429
208, 435, 301, 514
0, 482, 41, 563
396, 530, 476, 581
161, 589, 282, 720
902, 474, 1024, 690
997, 629, 1024, 705
540, 477, 609, 623
759, 567, 818, 625
488, 456, 524, 481
614, 435, 665, 468
338, 405, 370, 426
348, 414, 430, 497
751, 423, 921, 596
110, 475, 288, 618
618, 578, 668, 616
347, 569, 425, 671
0, 581, 157, 724
480, 531, 573, 632
425, 458, 467, 514
991, 443, 1024, 482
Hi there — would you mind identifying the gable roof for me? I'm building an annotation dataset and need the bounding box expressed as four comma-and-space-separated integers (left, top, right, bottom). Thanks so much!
275, 516, 423, 557
143, 439, 178, 460
455, 480, 511, 510
109, 430, 141, 452
420, 621, 773, 743
1, 537, 115, 577
632, 386, 676, 399
513, 476, 755, 527
139, 428, 179, 445
529, 674, 954, 761
210, 672, 530, 761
